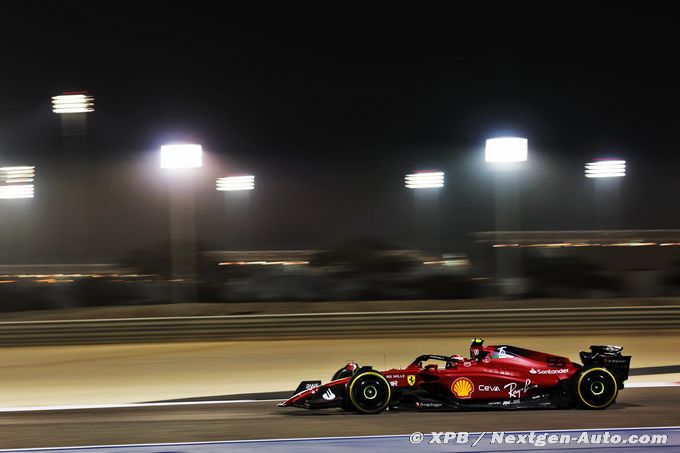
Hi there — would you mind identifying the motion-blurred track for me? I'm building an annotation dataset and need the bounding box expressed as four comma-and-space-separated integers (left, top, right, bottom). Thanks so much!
2, 387, 679, 449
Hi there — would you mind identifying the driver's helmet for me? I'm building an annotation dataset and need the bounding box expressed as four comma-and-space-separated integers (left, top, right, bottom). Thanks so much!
470, 338, 485, 361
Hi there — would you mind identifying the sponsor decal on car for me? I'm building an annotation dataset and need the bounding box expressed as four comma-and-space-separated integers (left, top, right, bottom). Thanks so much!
407, 375, 416, 386
491, 346, 514, 359
478, 384, 501, 391
389, 380, 398, 387
546, 357, 567, 368
504, 379, 536, 399
415, 401, 443, 409
603, 358, 628, 366
322, 388, 336, 401
529, 368, 569, 375
451, 377, 474, 399
305, 383, 320, 390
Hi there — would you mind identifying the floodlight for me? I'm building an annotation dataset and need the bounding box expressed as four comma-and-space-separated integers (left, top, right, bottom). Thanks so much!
485, 137, 528, 163
216, 175, 255, 191
0, 166, 35, 199
405, 171, 445, 189
160, 144, 203, 169
585, 160, 626, 178
51, 93, 95, 113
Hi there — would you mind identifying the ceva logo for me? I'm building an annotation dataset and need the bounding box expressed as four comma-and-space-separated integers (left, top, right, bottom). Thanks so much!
451, 378, 474, 399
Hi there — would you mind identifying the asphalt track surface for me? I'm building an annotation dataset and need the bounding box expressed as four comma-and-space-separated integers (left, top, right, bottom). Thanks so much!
2, 301, 679, 450
2, 387, 679, 449
4, 334, 679, 408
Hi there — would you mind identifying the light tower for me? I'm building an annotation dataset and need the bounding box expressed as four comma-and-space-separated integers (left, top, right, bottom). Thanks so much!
161, 143, 204, 303
485, 136, 528, 298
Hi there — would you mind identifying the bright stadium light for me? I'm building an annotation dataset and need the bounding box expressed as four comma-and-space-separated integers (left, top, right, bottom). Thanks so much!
160, 144, 203, 169
585, 159, 626, 178
0, 166, 35, 199
216, 175, 255, 191
405, 171, 445, 189
485, 137, 528, 163
51, 92, 95, 114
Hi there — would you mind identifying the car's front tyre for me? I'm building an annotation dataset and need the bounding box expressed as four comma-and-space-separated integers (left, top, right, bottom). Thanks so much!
347, 369, 391, 414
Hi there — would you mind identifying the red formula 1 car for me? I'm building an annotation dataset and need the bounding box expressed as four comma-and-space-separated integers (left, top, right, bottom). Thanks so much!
279, 339, 631, 413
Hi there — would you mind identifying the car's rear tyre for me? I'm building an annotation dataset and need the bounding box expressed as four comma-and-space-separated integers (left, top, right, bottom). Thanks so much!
347, 370, 391, 414
575, 367, 618, 409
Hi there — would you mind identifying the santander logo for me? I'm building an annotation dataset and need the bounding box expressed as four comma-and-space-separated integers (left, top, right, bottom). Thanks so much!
322, 388, 336, 400
530, 368, 569, 375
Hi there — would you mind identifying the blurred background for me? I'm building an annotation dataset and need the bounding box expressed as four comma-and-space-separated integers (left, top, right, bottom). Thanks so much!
1, 5, 680, 310
1, 6, 680, 311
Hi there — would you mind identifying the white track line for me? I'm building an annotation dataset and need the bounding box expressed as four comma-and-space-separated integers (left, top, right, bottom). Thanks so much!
627, 381, 680, 388
2, 305, 680, 325
0, 435, 412, 452
1, 381, 678, 413
0, 399, 282, 413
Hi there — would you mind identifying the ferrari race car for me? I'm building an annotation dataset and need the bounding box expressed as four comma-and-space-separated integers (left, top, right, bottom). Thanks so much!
279, 339, 631, 413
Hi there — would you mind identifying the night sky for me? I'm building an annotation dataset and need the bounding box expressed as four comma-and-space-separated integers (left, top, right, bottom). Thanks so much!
0, 4, 678, 260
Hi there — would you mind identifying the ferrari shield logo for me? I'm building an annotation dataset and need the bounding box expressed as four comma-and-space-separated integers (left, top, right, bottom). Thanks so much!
407, 375, 416, 386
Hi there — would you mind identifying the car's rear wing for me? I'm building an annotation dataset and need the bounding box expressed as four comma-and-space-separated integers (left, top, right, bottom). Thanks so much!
580, 345, 631, 385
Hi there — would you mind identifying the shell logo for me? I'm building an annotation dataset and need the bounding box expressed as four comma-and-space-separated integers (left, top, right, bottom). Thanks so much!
451, 377, 474, 399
